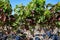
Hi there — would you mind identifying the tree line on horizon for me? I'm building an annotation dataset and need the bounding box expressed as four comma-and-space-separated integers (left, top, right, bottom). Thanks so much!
0, 0, 60, 29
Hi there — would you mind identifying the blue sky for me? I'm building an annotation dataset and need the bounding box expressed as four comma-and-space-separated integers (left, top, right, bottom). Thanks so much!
10, 0, 60, 14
